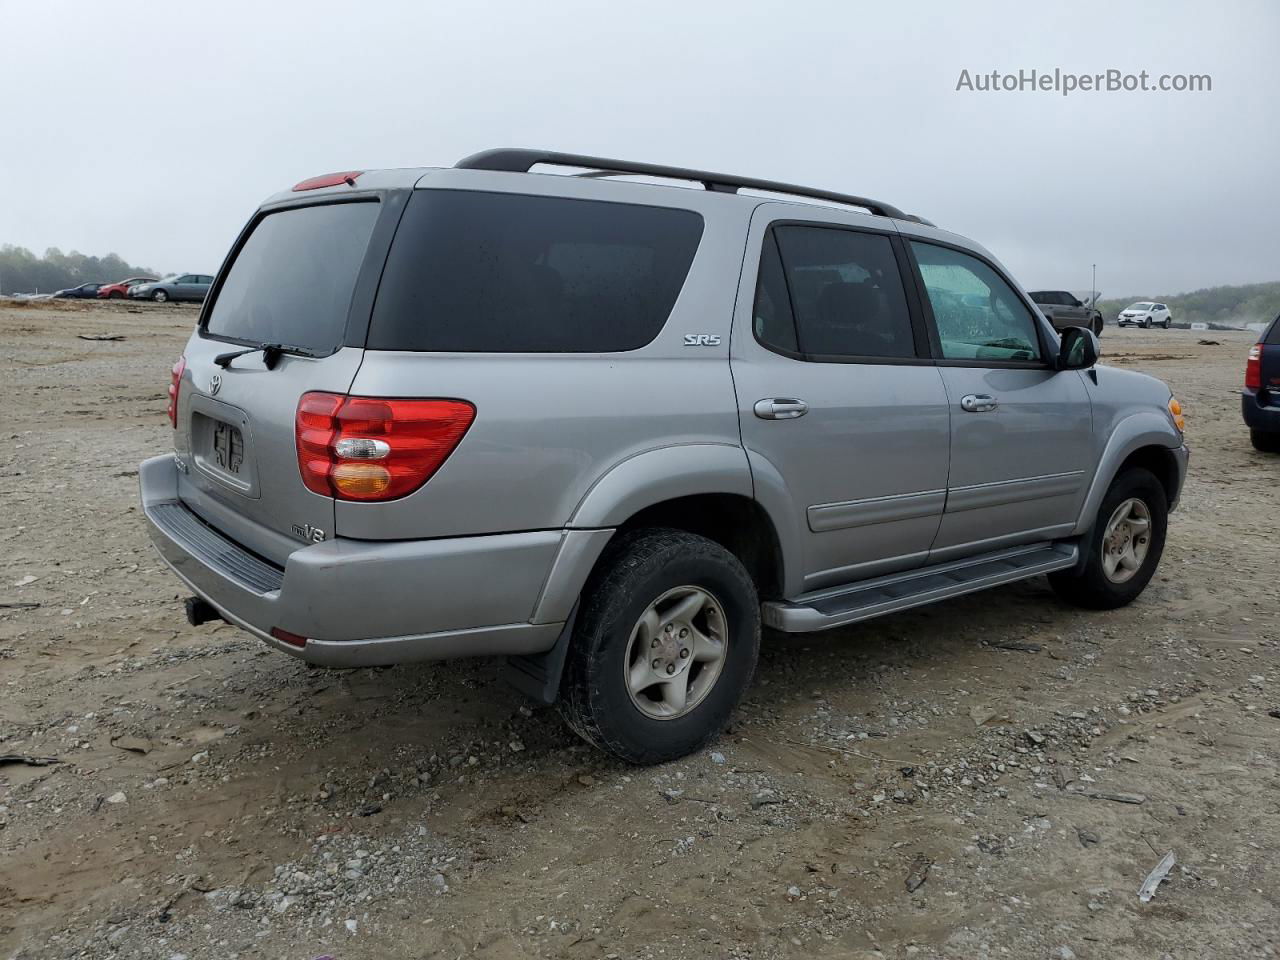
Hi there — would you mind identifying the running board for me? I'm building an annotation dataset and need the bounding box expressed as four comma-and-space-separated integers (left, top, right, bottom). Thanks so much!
762, 542, 1079, 633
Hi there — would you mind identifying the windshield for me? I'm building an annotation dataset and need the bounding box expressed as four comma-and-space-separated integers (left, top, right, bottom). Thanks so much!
1129, 302, 1155, 310
205, 200, 380, 353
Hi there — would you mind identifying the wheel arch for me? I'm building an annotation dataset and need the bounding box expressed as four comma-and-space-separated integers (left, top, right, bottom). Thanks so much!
1073, 417, 1184, 536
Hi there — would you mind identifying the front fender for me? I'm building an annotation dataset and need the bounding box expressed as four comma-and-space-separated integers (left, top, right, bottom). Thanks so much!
568, 443, 753, 528
1073, 411, 1183, 535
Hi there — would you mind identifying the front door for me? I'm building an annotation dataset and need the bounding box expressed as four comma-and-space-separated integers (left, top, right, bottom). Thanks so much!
905, 239, 1093, 560
732, 208, 952, 594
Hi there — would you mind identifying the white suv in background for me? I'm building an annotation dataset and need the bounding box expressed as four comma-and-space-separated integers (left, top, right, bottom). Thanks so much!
1118, 302, 1173, 328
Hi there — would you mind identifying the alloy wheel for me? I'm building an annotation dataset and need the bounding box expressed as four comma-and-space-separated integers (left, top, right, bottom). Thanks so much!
624, 585, 728, 720
1101, 497, 1152, 583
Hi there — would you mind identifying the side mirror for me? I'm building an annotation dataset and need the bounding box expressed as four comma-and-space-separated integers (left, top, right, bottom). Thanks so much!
1057, 326, 1099, 370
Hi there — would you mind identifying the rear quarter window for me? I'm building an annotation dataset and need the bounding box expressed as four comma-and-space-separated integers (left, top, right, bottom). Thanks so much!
368, 191, 704, 352
1267, 315, 1280, 345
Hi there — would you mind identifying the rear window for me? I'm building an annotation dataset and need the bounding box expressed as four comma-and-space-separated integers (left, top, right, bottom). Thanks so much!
368, 191, 704, 352
1267, 314, 1280, 345
205, 201, 380, 353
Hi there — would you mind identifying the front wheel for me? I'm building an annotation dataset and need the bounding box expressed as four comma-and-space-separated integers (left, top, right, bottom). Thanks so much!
1049, 468, 1167, 609
559, 529, 760, 764
152, 289, 168, 303
1164, 319, 1171, 329
109, 291, 124, 300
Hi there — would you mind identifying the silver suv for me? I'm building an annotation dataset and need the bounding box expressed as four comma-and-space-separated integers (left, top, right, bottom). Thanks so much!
140, 149, 1189, 764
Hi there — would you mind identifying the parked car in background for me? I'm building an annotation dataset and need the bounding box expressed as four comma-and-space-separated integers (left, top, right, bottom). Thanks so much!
1243, 314, 1280, 452
98, 276, 157, 299
129, 274, 214, 303
1028, 290, 1104, 336
139, 149, 1188, 765
1118, 302, 1172, 328
52, 282, 104, 299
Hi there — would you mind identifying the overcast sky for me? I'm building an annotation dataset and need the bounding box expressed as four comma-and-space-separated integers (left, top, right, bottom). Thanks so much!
1, 0, 1275, 297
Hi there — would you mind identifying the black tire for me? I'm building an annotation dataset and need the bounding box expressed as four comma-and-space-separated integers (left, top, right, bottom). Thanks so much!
109, 290, 124, 300
1143, 317, 1151, 328
558, 528, 760, 765
1092, 316, 1104, 337
1251, 430, 1280, 453
1164, 319, 1171, 329
1049, 468, 1167, 610
152, 289, 168, 303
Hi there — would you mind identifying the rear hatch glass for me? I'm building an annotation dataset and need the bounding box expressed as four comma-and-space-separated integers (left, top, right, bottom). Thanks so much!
205, 200, 381, 354
368, 190, 703, 352
177, 200, 382, 565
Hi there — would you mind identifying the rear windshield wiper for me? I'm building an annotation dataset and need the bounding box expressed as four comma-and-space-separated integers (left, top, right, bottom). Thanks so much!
213, 342, 318, 370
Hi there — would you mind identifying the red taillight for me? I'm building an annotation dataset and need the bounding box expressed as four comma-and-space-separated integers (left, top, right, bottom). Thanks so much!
295, 393, 475, 502
292, 171, 363, 191
1245, 343, 1263, 390
167, 356, 186, 427
270, 627, 308, 648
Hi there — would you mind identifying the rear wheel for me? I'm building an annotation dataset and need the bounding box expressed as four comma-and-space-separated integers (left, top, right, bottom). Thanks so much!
1251, 429, 1280, 453
1164, 318, 1171, 329
152, 289, 168, 303
1049, 467, 1167, 610
559, 529, 760, 764
1092, 316, 1104, 337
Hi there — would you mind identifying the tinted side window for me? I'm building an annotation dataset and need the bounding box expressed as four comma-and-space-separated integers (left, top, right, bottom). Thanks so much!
769, 225, 915, 359
1266, 314, 1280, 345
369, 191, 704, 352
911, 242, 1042, 363
752, 231, 798, 353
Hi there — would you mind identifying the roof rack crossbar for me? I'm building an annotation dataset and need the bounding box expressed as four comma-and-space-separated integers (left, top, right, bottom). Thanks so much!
455, 148, 916, 221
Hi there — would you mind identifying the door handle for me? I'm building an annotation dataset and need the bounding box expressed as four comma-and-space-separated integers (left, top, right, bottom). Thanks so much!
960, 394, 999, 413
754, 398, 808, 420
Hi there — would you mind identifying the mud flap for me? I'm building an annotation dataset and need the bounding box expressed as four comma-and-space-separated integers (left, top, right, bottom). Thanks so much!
503, 602, 579, 705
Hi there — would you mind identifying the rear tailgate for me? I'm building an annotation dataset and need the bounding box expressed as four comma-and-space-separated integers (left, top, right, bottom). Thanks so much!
173, 197, 395, 566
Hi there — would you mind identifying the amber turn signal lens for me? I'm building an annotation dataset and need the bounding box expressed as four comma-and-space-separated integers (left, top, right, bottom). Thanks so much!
1168, 397, 1185, 432
331, 462, 392, 497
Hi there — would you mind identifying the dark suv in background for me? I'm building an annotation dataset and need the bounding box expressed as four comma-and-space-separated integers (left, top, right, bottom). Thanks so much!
1244, 314, 1280, 452
1029, 290, 1104, 336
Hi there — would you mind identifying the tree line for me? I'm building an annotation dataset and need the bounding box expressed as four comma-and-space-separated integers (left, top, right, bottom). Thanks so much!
0, 245, 161, 295
1097, 281, 1280, 328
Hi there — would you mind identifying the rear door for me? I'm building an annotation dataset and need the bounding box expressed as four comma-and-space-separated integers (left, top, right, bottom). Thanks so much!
174, 198, 391, 565
905, 239, 1093, 560
732, 208, 951, 593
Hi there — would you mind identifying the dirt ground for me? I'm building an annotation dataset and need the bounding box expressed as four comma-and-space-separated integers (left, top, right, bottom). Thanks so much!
1, 300, 1276, 960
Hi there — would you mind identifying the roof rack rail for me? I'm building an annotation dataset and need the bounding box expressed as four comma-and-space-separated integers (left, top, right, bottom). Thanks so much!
455, 148, 926, 223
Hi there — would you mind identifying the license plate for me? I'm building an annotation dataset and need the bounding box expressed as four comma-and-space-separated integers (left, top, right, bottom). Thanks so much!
212, 421, 245, 475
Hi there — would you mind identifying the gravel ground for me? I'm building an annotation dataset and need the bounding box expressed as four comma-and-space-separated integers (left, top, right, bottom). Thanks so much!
1, 300, 1277, 960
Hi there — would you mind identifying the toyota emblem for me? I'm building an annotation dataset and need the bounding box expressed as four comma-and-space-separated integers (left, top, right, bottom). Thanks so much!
209, 374, 222, 396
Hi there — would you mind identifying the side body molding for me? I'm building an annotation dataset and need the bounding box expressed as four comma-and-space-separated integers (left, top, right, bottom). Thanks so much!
1072, 411, 1184, 535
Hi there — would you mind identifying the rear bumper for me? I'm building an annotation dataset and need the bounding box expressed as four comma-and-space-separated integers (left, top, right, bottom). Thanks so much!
138, 455, 607, 666
1242, 391, 1280, 433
